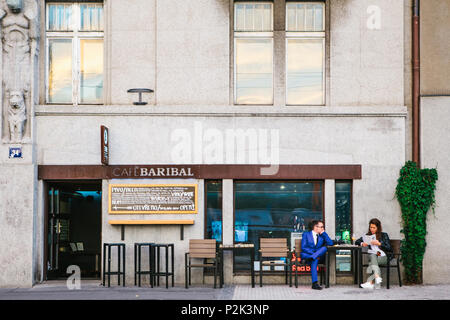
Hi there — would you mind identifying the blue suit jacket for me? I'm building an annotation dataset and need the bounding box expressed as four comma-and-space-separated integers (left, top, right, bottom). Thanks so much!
300, 231, 334, 258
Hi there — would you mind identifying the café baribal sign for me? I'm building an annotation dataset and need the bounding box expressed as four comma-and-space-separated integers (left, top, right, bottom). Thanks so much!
109, 166, 196, 178
108, 184, 197, 214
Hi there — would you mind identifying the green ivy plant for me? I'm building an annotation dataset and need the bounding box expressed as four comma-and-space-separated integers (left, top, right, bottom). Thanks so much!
395, 161, 438, 284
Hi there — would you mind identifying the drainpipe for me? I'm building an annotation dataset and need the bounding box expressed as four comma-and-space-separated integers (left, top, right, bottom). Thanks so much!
412, 0, 420, 167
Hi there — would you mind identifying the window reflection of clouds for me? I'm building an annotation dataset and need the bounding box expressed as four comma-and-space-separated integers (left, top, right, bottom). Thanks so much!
49, 40, 72, 103
236, 39, 273, 104
287, 39, 324, 105
286, 2, 325, 105
80, 40, 103, 104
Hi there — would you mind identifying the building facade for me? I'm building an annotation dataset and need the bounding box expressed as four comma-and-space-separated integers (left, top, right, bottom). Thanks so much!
1, 0, 439, 288
419, 0, 450, 284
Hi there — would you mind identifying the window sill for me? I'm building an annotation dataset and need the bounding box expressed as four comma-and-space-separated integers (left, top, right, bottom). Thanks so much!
35, 105, 408, 118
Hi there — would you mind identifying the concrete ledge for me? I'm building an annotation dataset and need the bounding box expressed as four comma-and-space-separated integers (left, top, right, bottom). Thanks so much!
35, 105, 408, 118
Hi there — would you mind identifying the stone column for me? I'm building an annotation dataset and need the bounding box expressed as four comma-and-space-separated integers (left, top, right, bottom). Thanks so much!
324, 179, 336, 284
0, 0, 39, 288
222, 179, 234, 284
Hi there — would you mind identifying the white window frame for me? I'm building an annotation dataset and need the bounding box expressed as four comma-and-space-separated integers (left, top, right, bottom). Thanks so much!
285, 2, 326, 106
45, 2, 104, 105
234, 2, 274, 106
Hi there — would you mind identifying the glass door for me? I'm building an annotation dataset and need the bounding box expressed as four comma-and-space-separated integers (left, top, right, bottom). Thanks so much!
47, 187, 82, 279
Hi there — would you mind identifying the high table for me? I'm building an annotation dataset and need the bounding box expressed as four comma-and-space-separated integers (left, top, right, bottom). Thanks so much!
325, 244, 363, 288
219, 243, 255, 288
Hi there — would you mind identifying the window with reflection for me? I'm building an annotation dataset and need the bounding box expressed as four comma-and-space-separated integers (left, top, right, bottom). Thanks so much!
335, 181, 353, 273
46, 1, 104, 104
234, 2, 273, 105
205, 180, 223, 242
286, 2, 325, 105
234, 181, 323, 272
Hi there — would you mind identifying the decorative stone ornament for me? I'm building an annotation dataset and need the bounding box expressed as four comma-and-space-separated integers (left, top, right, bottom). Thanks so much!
8, 89, 26, 142
0, 0, 38, 143
6, 0, 23, 13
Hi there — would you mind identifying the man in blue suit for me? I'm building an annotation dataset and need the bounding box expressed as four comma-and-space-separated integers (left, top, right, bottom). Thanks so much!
300, 220, 333, 290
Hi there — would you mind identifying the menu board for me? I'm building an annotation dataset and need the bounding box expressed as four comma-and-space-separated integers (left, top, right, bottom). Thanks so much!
108, 184, 197, 214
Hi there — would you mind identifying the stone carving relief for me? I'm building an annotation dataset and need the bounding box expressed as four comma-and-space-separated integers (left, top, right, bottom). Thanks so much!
0, 0, 38, 143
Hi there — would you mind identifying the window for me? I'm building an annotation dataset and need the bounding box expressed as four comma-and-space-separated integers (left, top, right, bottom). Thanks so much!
205, 180, 223, 242
335, 181, 353, 273
46, 2, 104, 104
286, 2, 325, 105
233, 1, 326, 106
234, 181, 324, 272
234, 2, 273, 105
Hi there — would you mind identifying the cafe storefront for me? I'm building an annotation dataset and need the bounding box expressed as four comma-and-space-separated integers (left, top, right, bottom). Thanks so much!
37, 164, 361, 284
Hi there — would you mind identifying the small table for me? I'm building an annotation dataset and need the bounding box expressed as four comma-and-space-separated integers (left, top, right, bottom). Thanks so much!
219, 244, 255, 288
325, 245, 362, 288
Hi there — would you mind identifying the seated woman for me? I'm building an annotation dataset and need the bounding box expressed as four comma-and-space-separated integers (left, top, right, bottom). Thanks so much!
355, 218, 393, 289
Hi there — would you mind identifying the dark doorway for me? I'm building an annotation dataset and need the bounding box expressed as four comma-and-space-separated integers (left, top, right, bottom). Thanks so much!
46, 181, 102, 280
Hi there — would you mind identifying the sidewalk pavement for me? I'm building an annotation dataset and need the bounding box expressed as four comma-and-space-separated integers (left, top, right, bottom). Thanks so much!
0, 281, 449, 300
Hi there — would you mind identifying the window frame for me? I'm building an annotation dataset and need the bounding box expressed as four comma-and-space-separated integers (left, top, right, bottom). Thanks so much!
285, 1, 326, 106
233, 1, 274, 106
45, 2, 104, 105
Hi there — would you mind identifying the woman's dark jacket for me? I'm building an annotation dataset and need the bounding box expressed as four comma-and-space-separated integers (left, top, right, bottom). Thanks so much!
355, 232, 393, 259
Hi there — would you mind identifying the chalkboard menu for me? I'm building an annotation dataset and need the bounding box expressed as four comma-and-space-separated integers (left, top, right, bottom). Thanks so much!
108, 184, 197, 214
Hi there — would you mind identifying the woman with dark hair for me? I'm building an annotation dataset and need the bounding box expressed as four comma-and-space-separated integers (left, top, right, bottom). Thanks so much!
355, 218, 393, 289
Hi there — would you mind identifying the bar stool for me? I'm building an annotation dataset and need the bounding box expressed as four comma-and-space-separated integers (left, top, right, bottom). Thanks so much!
134, 243, 155, 287
151, 243, 175, 289
102, 243, 126, 287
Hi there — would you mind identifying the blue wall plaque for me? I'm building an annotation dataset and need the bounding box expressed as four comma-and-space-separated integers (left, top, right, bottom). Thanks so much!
9, 147, 22, 158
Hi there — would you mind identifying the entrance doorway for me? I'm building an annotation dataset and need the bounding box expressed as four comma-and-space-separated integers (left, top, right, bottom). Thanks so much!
45, 181, 102, 280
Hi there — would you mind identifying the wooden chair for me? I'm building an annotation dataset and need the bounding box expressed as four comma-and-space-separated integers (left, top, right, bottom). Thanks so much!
259, 238, 292, 287
361, 239, 402, 289
185, 239, 219, 289
291, 238, 325, 288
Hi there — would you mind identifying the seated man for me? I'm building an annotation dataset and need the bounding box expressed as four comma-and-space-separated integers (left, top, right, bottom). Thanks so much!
300, 220, 333, 290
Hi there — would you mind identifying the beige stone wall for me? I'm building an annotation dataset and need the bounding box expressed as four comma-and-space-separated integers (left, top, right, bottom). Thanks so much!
106, 0, 230, 106
329, 0, 404, 106
421, 97, 450, 284
0, 165, 36, 287
420, 0, 450, 95
420, 1, 450, 284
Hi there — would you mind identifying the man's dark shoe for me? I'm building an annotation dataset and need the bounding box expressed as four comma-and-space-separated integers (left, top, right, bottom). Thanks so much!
312, 282, 323, 290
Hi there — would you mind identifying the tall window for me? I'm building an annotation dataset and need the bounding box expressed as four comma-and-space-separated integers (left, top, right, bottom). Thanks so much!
335, 181, 353, 273
286, 2, 325, 105
234, 181, 323, 271
234, 2, 273, 105
205, 180, 223, 242
46, 2, 104, 104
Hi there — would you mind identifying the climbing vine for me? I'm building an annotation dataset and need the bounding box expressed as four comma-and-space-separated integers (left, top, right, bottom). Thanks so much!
395, 161, 438, 284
